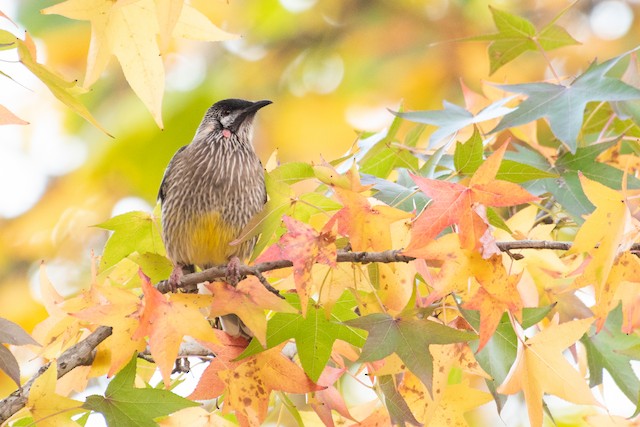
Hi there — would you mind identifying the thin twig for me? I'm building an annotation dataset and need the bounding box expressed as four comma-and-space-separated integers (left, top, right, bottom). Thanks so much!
169, 241, 630, 291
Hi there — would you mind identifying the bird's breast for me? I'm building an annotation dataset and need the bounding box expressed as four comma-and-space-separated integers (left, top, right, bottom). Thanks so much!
161, 140, 265, 267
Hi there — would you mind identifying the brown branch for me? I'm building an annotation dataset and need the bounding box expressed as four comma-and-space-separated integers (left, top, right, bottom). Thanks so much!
0, 325, 112, 425
166, 241, 640, 292
4, 239, 640, 421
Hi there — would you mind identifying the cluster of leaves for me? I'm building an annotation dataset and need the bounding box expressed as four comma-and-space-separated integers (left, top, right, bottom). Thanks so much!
0, 1, 235, 129
3, 5, 640, 427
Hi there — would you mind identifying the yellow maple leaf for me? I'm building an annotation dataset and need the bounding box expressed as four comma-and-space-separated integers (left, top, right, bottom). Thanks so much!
158, 407, 236, 427
32, 264, 84, 359
26, 364, 84, 427
42, 0, 236, 127
399, 344, 492, 426
409, 233, 484, 305
497, 317, 598, 427
569, 174, 630, 294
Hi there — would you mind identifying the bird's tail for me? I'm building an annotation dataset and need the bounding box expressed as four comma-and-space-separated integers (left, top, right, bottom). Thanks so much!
219, 314, 253, 340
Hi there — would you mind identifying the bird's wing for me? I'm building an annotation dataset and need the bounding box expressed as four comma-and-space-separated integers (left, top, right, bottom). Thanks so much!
158, 145, 188, 202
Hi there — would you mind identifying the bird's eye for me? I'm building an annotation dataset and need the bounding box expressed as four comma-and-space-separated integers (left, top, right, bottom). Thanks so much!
221, 110, 231, 117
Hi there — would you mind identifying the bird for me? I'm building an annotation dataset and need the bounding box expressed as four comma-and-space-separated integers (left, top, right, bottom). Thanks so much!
158, 98, 271, 337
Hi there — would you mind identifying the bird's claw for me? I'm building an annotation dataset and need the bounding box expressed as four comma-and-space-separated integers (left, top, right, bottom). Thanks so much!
226, 256, 242, 286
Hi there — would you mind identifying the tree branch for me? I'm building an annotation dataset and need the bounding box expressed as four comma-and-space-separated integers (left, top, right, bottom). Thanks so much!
4, 239, 639, 421
0, 325, 112, 424
161, 240, 640, 292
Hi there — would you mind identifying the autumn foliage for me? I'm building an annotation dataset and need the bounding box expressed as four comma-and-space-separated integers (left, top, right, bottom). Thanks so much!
2, 3, 640, 427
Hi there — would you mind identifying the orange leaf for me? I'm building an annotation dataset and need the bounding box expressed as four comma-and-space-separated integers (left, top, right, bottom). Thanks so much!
497, 318, 598, 427
462, 255, 523, 351
206, 277, 296, 346
332, 188, 412, 252
69, 284, 146, 376
188, 331, 249, 400
311, 366, 356, 425
256, 215, 336, 315
605, 253, 640, 332
407, 233, 484, 305
194, 343, 323, 426
132, 272, 218, 387
0, 104, 28, 125
406, 142, 538, 254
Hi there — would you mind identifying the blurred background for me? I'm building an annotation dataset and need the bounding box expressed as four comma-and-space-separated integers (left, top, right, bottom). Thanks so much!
0, 0, 639, 402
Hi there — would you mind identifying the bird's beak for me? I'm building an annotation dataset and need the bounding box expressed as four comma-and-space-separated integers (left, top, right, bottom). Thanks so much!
230, 100, 272, 132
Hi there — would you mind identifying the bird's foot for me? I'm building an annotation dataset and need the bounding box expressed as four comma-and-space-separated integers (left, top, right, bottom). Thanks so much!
163, 263, 196, 292
226, 256, 242, 286
166, 265, 184, 292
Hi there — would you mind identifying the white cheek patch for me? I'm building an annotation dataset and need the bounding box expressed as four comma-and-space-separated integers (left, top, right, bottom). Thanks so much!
222, 129, 231, 138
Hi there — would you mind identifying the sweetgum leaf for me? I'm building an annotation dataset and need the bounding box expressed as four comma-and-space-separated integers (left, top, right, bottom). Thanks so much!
345, 312, 476, 393
581, 304, 640, 407
379, 375, 422, 426
467, 6, 578, 74
493, 50, 640, 152
238, 292, 365, 382
461, 305, 553, 413
96, 209, 165, 270
83, 354, 198, 427
393, 97, 514, 148
453, 128, 484, 175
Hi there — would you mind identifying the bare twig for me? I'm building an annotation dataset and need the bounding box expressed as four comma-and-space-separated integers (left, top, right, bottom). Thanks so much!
166, 241, 626, 292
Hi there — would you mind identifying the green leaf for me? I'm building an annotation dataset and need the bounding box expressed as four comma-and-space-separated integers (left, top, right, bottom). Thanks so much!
238, 292, 365, 382
370, 170, 429, 212
556, 140, 640, 190
0, 29, 16, 50
496, 159, 558, 183
486, 207, 511, 234
392, 97, 514, 148
127, 252, 172, 285
83, 354, 198, 427
453, 128, 484, 175
379, 375, 421, 426
15, 38, 110, 136
542, 141, 640, 221
237, 174, 293, 260
493, 50, 640, 152
96, 209, 165, 270
503, 142, 553, 170
344, 312, 476, 393
541, 173, 593, 224
357, 112, 420, 178
465, 6, 578, 74
268, 162, 314, 185
580, 304, 640, 407
360, 141, 418, 178
537, 23, 579, 51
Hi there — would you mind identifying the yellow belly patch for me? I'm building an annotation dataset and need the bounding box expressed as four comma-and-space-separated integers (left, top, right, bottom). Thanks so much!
183, 211, 238, 267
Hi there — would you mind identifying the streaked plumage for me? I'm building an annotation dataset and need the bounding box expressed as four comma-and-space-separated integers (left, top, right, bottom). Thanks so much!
158, 99, 270, 337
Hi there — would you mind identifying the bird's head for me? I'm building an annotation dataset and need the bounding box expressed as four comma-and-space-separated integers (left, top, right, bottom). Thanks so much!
197, 98, 272, 142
